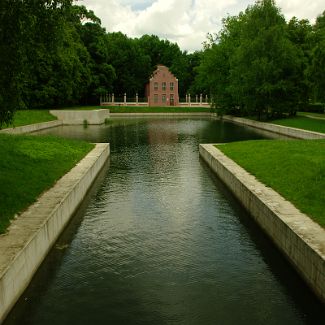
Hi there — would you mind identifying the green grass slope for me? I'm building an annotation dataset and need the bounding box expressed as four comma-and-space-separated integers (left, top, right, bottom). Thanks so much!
217, 140, 325, 227
0, 134, 94, 233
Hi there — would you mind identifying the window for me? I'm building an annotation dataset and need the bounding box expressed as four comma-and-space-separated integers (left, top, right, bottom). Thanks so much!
170, 82, 174, 91
162, 82, 166, 91
154, 94, 158, 103
162, 94, 166, 103
154, 82, 158, 91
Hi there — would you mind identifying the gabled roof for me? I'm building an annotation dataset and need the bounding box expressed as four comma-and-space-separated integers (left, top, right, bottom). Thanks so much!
150, 65, 177, 80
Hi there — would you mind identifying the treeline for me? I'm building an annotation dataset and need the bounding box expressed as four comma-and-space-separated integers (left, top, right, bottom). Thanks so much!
1, 0, 324, 126
0, 0, 201, 126
192, 0, 325, 119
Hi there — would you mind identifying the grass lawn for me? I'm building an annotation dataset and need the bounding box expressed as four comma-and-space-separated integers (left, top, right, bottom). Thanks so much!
0, 134, 94, 233
4, 110, 57, 128
217, 140, 325, 227
298, 112, 325, 119
271, 116, 325, 134
58, 105, 212, 113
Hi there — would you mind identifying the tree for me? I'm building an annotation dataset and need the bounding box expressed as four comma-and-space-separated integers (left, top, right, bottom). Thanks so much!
196, 0, 303, 119
0, 1, 26, 126
106, 32, 151, 96
307, 11, 325, 102
78, 16, 116, 104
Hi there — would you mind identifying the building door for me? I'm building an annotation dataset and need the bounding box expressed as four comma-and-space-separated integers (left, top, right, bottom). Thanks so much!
170, 94, 174, 106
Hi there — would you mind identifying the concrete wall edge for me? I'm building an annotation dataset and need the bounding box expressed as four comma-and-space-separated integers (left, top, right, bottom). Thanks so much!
199, 143, 325, 303
0, 143, 110, 323
0, 120, 63, 135
222, 116, 325, 139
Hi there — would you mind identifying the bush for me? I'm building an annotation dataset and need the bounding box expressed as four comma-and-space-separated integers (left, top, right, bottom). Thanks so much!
300, 102, 325, 113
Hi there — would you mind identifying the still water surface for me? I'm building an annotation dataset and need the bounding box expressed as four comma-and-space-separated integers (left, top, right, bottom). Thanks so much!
5, 118, 324, 324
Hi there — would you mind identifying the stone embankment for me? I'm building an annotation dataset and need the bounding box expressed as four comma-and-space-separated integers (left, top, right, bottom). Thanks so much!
0, 120, 63, 135
50, 109, 110, 125
222, 116, 325, 139
0, 143, 110, 323
110, 112, 212, 117
200, 144, 325, 303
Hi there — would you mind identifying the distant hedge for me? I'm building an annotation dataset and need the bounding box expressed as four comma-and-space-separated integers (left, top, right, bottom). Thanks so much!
300, 103, 325, 113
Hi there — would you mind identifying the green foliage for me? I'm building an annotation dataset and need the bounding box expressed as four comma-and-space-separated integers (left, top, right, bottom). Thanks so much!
300, 102, 325, 113
0, 0, 203, 121
79, 21, 116, 104
306, 11, 325, 102
106, 32, 151, 97
217, 140, 325, 227
0, 134, 94, 233
3, 0, 323, 124
195, 0, 324, 120
0, 0, 26, 126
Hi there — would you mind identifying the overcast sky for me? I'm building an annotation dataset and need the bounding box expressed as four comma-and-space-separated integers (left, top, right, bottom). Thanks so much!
77, 0, 324, 52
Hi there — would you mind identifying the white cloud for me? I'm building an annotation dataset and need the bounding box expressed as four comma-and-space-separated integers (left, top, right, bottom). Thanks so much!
77, 0, 325, 52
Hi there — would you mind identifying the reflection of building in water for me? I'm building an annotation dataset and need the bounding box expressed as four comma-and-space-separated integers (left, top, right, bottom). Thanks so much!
147, 120, 178, 145
145, 65, 179, 107
147, 120, 179, 174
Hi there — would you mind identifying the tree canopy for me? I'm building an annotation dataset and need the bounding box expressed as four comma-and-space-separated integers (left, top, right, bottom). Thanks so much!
0, 0, 324, 126
194, 0, 325, 119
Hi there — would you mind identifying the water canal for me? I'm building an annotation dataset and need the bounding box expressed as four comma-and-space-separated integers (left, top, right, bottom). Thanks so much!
5, 118, 324, 324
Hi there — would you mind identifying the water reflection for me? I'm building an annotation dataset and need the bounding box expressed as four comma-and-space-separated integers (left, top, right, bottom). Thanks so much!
5, 118, 324, 325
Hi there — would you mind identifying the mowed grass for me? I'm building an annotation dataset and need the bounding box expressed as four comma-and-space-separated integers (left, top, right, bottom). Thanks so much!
298, 112, 325, 119
0, 134, 94, 233
271, 116, 325, 134
58, 105, 212, 113
5, 110, 57, 128
217, 140, 325, 227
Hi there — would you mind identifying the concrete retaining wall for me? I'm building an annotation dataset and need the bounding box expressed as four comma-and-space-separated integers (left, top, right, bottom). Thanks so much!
110, 112, 212, 117
50, 109, 110, 125
200, 144, 325, 303
223, 116, 325, 139
0, 143, 110, 323
0, 120, 63, 135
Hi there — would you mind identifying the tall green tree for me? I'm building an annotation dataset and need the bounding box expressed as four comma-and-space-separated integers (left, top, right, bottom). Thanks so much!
197, 0, 303, 119
0, 0, 23, 126
20, 1, 93, 108
75, 7, 116, 104
106, 32, 151, 97
307, 11, 325, 102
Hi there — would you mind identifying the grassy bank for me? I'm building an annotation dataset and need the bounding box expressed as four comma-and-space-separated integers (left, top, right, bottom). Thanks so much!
58, 105, 212, 113
271, 116, 325, 134
5, 110, 57, 128
0, 134, 94, 233
217, 140, 325, 227
298, 112, 325, 119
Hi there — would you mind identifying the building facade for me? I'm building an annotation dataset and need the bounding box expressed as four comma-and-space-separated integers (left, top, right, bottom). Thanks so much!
145, 65, 179, 107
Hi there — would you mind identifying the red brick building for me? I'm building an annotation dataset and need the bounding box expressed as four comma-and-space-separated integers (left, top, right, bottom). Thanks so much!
145, 65, 179, 106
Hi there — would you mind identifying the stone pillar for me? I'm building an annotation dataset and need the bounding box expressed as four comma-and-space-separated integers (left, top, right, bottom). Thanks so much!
205, 95, 208, 103
136, 93, 138, 106
196, 94, 198, 103
188, 94, 191, 106
200, 94, 203, 106
124, 93, 127, 105
112, 93, 115, 104
185, 94, 188, 104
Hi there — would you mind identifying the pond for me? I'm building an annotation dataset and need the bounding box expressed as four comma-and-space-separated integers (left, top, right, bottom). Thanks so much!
5, 118, 324, 324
